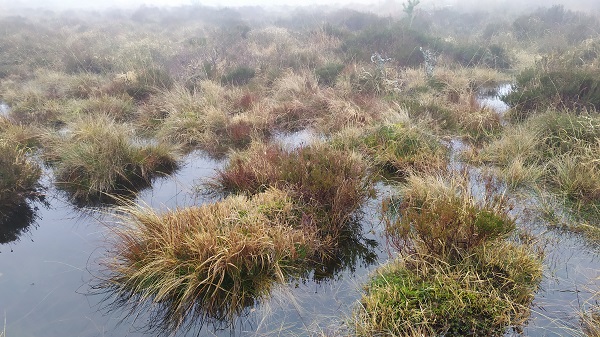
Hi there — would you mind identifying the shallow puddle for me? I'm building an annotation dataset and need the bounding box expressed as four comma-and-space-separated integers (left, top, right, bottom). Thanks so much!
0, 102, 8, 117
478, 83, 513, 114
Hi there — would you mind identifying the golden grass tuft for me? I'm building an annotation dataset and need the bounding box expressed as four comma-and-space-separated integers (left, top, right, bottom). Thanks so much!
102, 188, 319, 332
0, 140, 42, 207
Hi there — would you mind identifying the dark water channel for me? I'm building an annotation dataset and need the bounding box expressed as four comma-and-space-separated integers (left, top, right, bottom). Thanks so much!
1, 89, 598, 336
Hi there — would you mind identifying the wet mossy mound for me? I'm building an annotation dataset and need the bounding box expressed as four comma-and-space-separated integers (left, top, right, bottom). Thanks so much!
356, 242, 542, 337
354, 174, 542, 336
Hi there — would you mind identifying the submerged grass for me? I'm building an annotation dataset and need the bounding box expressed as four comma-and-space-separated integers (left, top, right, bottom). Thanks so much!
41, 114, 178, 202
101, 188, 319, 333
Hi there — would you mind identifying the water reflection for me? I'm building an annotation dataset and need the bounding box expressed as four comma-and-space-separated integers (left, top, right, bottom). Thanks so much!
477, 83, 513, 114
0, 201, 40, 247
56, 166, 179, 209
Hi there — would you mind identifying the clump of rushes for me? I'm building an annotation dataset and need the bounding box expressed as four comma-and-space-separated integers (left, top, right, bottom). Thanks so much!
42, 114, 178, 202
354, 173, 542, 336
0, 140, 42, 207
212, 141, 373, 245
101, 188, 319, 333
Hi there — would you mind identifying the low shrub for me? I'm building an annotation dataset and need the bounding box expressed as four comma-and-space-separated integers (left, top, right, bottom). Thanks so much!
315, 63, 345, 87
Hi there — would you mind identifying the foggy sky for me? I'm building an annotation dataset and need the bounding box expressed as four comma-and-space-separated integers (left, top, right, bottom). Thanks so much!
1, 0, 598, 12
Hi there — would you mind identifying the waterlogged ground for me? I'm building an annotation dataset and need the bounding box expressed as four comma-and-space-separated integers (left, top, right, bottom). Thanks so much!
0, 90, 599, 336
0, 131, 390, 337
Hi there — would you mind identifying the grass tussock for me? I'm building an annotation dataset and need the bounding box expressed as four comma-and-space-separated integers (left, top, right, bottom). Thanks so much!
42, 114, 178, 202
362, 123, 448, 178
212, 141, 373, 243
331, 122, 448, 179
385, 173, 515, 260
472, 111, 600, 202
102, 188, 319, 332
0, 140, 42, 208
354, 172, 542, 336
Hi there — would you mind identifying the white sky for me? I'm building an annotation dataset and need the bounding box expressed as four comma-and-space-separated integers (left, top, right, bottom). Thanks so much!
1, 0, 595, 11
1, 0, 385, 9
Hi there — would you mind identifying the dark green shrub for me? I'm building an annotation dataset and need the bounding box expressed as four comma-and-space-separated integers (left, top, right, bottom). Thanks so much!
315, 63, 345, 86
221, 66, 255, 86
341, 22, 433, 67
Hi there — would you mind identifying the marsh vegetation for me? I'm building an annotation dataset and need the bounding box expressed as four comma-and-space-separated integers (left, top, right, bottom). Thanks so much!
1, 2, 599, 337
